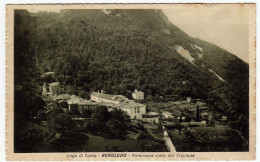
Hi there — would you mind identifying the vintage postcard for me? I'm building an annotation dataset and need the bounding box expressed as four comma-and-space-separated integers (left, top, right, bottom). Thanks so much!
6, 4, 256, 161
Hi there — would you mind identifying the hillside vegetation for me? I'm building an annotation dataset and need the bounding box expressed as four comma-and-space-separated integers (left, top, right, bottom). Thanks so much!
14, 9, 249, 148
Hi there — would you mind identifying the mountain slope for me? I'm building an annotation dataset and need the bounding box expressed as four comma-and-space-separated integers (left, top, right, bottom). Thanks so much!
15, 9, 249, 141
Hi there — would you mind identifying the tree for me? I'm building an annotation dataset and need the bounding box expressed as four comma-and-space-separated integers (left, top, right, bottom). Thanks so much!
37, 109, 47, 122
184, 114, 193, 122
175, 123, 183, 135
28, 96, 46, 117
157, 122, 163, 132
42, 74, 55, 83
92, 106, 109, 122
15, 126, 44, 152
107, 109, 130, 137
82, 109, 93, 118
109, 108, 130, 124
184, 127, 197, 139
14, 10, 44, 152
107, 118, 126, 137
179, 112, 183, 123
14, 10, 249, 150
47, 107, 63, 120
49, 113, 75, 135
84, 119, 102, 134
196, 104, 200, 122
206, 115, 214, 126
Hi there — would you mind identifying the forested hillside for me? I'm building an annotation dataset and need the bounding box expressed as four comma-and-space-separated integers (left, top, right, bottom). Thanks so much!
14, 9, 249, 143
14, 10, 45, 152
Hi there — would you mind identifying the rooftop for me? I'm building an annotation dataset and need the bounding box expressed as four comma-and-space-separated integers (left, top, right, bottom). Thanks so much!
78, 100, 98, 105
91, 92, 114, 100
53, 94, 71, 100
99, 102, 117, 107
162, 111, 172, 115
189, 106, 209, 111
201, 112, 209, 116
43, 72, 55, 75
133, 89, 144, 94
143, 112, 159, 116
42, 96, 55, 101
68, 96, 83, 104
119, 99, 145, 108
91, 92, 128, 102
49, 82, 60, 86
58, 100, 67, 104
222, 116, 228, 120
92, 91, 145, 108
41, 72, 55, 77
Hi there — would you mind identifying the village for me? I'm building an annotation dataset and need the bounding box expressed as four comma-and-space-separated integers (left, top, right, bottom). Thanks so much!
42, 78, 229, 127
37, 72, 233, 152
11, 8, 250, 156
43, 81, 160, 124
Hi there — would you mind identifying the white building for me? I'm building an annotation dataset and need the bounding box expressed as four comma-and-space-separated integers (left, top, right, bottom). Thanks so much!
42, 82, 60, 96
162, 111, 174, 119
78, 100, 98, 114
90, 91, 146, 119
67, 95, 83, 112
49, 82, 60, 95
132, 89, 144, 100
118, 99, 146, 119
186, 97, 192, 102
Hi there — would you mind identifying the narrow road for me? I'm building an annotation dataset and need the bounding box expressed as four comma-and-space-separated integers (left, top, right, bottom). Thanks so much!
162, 126, 176, 152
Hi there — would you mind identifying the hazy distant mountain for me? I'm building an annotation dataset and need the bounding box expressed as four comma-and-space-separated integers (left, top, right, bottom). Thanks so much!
14, 9, 249, 140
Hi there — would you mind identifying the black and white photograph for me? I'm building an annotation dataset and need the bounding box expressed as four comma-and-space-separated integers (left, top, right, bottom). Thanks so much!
5, 4, 256, 161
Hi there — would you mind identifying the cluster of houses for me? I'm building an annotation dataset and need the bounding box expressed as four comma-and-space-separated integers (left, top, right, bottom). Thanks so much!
160, 105, 228, 127
42, 82, 159, 124
41, 73, 228, 127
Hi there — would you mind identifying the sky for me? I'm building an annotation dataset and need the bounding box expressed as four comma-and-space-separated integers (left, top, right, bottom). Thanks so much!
163, 5, 250, 62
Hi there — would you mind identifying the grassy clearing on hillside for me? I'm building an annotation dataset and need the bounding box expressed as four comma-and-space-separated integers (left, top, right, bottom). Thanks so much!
79, 133, 141, 152
77, 130, 167, 152
168, 126, 247, 152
